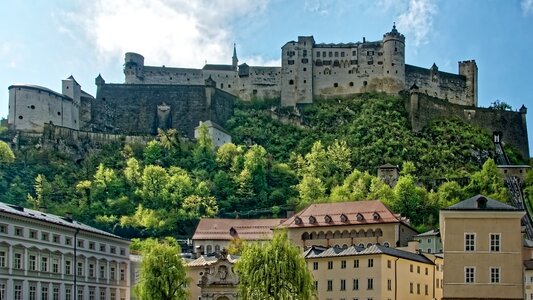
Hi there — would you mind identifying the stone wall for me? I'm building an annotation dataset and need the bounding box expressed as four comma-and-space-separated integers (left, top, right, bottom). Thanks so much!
406, 92, 529, 159
91, 83, 234, 138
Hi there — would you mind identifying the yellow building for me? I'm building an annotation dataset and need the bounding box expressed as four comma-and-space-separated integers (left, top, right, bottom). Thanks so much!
279, 200, 419, 250
187, 251, 239, 300
304, 244, 443, 300
440, 195, 525, 300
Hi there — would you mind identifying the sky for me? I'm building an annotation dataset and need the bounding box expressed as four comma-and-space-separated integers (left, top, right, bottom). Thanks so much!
1, 0, 532, 156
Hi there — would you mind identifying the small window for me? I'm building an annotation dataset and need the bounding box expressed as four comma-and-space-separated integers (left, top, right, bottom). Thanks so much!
53, 235, 60, 243
327, 280, 333, 291
30, 105, 35, 109
89, 242, 95, 250
353, 279, 359, 290
490, 234, 501, 252
328, 261, 333, 269
65, 237, 72, 246
340, 279, 346, 291
313, 262, 318, 270
490, 267, 500, 283
368, 259, 374, 268
57, 112, 61, 116
30, 230, 37, 239
341, 260, 346, 269
110, 246, 116, 254
14, 227, 23, 237
363, 81, 368, 87
77, 239, 84, 248
333, 83, 338, 88
465, 267, 475, 283
18, 115, 23, 120
0, 224, 6, 234
289, 80, 294, 85
354, 259, 359, 268
349, 82, 354, 87
465, 233, 475, 251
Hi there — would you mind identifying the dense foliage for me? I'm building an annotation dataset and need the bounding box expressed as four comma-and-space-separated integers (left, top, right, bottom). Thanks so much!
236, 230, 316, 300
0, 93, 520, 238
134, 238, 189, 300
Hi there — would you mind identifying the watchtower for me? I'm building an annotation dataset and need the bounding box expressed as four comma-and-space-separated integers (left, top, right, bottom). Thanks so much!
124, 52, 145, 83
382, 23, 406, 92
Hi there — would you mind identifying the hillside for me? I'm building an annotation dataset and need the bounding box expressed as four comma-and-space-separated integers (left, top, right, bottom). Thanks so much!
0, 93, 517, 237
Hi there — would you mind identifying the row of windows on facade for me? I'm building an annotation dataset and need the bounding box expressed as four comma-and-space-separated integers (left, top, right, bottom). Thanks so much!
465, 233, 501, 251
0, 283, 126, 300
287, 49, 383, 58
0, 251, 127, 281
0, 224, 126, 256
312, 258, 431, 274
464, 266, 502, 283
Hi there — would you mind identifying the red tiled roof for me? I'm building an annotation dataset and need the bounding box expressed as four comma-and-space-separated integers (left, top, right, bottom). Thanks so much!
279, 200, 401, 228
192, 218, 285, 241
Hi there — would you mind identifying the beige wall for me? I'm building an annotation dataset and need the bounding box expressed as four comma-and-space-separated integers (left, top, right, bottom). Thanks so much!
440, 210, 524, 300
307, 253, 439, 300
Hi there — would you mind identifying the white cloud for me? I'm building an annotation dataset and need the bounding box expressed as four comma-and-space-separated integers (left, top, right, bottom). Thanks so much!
62, 0, 269, 68
394, 0, 437, 47
304, 0, 334, 15
523, 0, 533, 15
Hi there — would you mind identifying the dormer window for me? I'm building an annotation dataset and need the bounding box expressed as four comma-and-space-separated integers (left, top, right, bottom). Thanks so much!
294, 217, 302, 225
373, 212, 381, 220
324, 215, 332, 224
340, 214, 348, 222
309, 216, 317, 224
229, 227, 237, 237
356, 213, 364, 221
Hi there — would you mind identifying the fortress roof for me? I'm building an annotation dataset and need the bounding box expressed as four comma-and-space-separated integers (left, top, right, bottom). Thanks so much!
9, 84, 71, 100
406, 64, 465, 81
203, 64, 235, 71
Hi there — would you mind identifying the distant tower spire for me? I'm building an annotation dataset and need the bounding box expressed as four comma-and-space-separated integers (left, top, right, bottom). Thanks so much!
232, 43, 238, 71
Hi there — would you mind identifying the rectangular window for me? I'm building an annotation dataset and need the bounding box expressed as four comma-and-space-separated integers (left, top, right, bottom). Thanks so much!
89, 263, 95, 277
0, 282, 5, 300
367, 278, 373, 290
100, 265, 106, 279
14, 284, 22, 300
65, 287, 72, 300
0, 224, 6, 234
410, 282, 413, 293
29, 285, 36, 300
77, 289, 83, 300
316, 51, 321, 58
77, 240, 84, 248
327, 261, 333, 269
52, 258, 59, 273
341, 260, 346, 269
368, 259, 373, 268
491, 267, 500, 283
77, 262, 84, 276
313, 262, 318, 270
465, 233, 475, 251
41, 286, 48, 300
354, 259, 359, 268
417, 283, 420, 294
110, 247, 116, 254
30, 230, 37, 239
89, 289, 95, 300
14, 253, 22, 269
14, 227, 23, 237
387, 279, 392, 291
0, 251, 5, 267
65, 260, 72, 275
490, 234, 501, 252
327, 280, 333, 291
53, 287, 60, 300
314, 281, 318, 290
41, 232, 49, 241
89, 242, 95, 250
41, 256, 48, 272
120, 268, 126, 281
353, 279, 359, 290
53, 235, 60, 244
100, 244, 106, 252
110, 267, 116, 280
410, 264, 413, 272
100, 290, 106, 300
65, 237, 72, 246
425, 267, 428, 275
425, 284, 428, 295
29, 255, 37, 271
120, 248, 126, 256
465, 267, 475, 283
340, 279, 346, 291
387, 260, 391, 268
417, 266, 420, 274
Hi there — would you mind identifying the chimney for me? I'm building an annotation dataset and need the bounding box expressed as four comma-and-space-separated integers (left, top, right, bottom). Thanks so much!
64, 212, 73, 222
286, 210, 295, 218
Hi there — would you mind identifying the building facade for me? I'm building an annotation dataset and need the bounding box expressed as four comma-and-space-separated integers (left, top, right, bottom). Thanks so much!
191, 218, 284, 257
194, 120, 232, 149
305, 244, 443, 300
0, 202, 131, 300
187, 251, 239, 300
414, 230, 443, 254
279, 200, 419, 250
440, 195, 525, 300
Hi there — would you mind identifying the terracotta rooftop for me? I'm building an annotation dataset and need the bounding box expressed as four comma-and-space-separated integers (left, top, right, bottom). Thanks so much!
279, 200, 403, 228
192, 218, 284, 241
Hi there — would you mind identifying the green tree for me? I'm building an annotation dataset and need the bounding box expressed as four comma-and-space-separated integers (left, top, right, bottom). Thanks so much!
437, 181, 466, 208
0, 140, 15, 163
467, 159, 508, 202
192, 123, 216, 171
135, 241, 189, 300
296, 175, 326, 209
27, 174, 52, 210
236, 230, 315, 300
391, 174, 428, 225
489, 100, 512, 111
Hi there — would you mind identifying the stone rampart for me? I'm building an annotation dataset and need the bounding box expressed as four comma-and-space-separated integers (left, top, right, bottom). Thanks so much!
406, 92, 529, 159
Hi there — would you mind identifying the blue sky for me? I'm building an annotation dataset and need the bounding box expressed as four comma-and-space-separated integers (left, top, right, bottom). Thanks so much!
1, 0, 532, 156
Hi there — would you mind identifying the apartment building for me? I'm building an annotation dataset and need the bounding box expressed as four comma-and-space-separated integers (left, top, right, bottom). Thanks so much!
0, 202, 131, 300
440, 195, 524, 300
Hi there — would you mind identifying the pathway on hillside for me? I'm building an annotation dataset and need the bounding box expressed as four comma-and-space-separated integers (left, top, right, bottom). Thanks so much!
494, 136, 533, 239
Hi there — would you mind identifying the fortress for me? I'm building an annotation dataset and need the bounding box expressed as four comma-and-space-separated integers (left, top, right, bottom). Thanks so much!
5, 25, 529, 158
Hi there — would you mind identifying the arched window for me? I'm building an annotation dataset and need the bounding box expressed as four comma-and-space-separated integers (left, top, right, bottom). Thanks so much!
367, 243, 373, 248
206, 245, 212, 254
289, 79, 294, 85
383, 242, 390, 247
214, 245, 221, 253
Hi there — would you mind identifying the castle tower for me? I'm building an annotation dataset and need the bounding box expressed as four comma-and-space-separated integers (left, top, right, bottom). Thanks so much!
62, 75, 81, 106
382, 23, 406, 92
62, 75, 81, 130
232, 43, 238, 71
124, 52, 145, 83
281, 36, 315, 107
458, 60, 478, 106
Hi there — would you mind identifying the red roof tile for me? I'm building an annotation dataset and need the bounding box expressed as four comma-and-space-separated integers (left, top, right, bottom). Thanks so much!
192, 218, 285, 241
279, 200, 401, 228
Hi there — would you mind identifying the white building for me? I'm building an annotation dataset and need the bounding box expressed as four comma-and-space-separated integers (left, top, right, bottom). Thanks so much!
194, 120, 232, 149
0, 202, 131, 300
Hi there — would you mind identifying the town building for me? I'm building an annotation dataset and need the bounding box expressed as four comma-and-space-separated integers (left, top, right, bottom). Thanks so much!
523, 239, 533, 300
377, 163, 400, 187
440, 195, 525, 300
187, 251, 239, 300
194, 120, 232, 149
414, 229, 443, 254
305, 244, 443, 300
278, 200, 419, 250
0, 202, 131, 300
191, 218, 284, 257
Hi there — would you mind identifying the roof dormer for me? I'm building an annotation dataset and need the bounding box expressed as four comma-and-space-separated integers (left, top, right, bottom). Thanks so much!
340, 214, 348, 223
356, 213, 365, 221
309, 216, 317, 224
373, 212, 381, 220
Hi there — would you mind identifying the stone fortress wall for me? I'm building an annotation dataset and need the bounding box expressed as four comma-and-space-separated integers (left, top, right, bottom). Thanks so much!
7, 76, 94, 133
